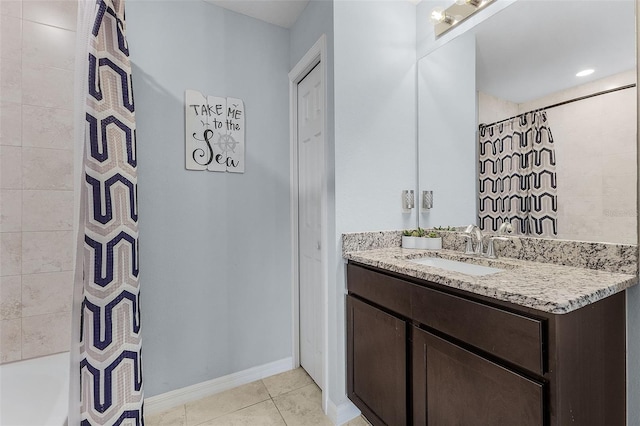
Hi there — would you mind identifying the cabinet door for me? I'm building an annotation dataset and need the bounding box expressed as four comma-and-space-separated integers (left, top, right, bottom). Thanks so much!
412, 327, 544, 426
347, 295, 407, 426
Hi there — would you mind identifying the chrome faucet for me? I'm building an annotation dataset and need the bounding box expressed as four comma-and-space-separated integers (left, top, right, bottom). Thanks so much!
485, 222, 513, 259
464, 224, 484, 256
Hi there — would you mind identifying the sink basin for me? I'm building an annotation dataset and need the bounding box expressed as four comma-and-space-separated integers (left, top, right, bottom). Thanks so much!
409, 257, 504, 276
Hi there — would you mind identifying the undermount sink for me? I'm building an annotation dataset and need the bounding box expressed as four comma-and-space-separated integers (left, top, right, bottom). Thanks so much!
409, 257, 505, 276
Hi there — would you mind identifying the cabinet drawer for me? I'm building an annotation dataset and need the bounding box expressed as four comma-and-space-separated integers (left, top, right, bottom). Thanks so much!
412, 285, 545, 374
412, 327, 544, 426
347, 264, 413, 318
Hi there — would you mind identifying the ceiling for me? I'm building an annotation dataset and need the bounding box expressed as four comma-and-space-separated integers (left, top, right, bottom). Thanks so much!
473, 0, 635, 103
206, 0, 311, 28
206, 0, 420, 29
206, 0, 635, 103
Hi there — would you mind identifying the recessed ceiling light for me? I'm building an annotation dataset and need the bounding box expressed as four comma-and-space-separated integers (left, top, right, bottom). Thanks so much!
576, 69, 595, 77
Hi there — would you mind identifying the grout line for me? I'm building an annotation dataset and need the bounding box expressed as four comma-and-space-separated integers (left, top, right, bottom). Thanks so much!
264, 378, 290, 426
270, 394, 289, 426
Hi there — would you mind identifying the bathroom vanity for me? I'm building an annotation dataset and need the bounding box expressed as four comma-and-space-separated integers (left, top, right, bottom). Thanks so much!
345, 245, 636, 426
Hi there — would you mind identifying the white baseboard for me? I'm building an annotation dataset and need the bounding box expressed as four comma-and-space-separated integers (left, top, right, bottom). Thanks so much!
326, 397, 361, 425
144, 357, 294, 416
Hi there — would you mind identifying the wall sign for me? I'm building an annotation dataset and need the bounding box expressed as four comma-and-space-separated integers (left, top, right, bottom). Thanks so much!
185, 89, 245, 173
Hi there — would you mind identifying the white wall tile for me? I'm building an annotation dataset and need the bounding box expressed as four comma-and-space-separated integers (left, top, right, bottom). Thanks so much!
605, 216, 638, 244
22, 20, 75, 70
602, 174, 636, 194
21, 230, 73, 274
0, 15, 22, 59
602, 153, 636, 177
562, 195, 602, 219
0, 318, 21, 362
22, 105, 73, 150
0, 0, 77, 363
562, 215, 607, 243
22, 147, 73, 190
22, 0, 76, 30
0, 145, 22, 189
0, 232, 21, 276
0, 189, 22, 232
22, 190, 73, 231
0, 55, 22, 104
1, 101, 22, 146
0, 275, 22, 319
0, 0, 22, 18
22, 64, 73, 110
21, 271, 72, 317
21, 310, 71, 359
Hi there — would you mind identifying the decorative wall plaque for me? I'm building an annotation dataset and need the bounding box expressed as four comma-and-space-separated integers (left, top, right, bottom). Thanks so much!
185, 90, 245, 173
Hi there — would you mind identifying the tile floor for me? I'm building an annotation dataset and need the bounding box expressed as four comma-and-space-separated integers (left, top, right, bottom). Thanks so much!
145, 368, 371, 426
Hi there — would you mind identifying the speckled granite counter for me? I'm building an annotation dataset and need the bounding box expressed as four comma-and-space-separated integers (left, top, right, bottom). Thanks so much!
344, 247, 637, 314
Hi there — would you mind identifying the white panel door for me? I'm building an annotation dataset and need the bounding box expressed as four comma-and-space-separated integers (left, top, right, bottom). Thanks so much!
298, 63, 324, 389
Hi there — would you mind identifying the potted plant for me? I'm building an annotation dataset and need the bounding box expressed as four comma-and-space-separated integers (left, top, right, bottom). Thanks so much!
402, 228, 425, 249
402, 228, 442, 250
421, 231, 442, 249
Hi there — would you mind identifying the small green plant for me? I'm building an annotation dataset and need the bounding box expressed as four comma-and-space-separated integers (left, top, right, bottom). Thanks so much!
403, 228, 440, 238
403, 227, 426, 237
433, 226, 456, 231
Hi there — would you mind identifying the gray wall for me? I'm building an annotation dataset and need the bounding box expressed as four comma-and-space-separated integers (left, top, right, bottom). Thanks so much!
126, 0, 292, 397
332, 0, 417, 408
290, 0, 333, 70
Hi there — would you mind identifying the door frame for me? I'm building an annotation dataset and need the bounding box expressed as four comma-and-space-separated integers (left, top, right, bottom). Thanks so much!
288, 34, 328, 400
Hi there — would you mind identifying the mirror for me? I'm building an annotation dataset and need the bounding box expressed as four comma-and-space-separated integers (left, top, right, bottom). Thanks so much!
417, 0, 637, 244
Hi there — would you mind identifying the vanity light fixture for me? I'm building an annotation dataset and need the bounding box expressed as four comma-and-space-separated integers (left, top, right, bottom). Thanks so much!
429, 7, 455, 25
576, 69, 595, 77
430, 0, 495, 37
456, 0, 483, 7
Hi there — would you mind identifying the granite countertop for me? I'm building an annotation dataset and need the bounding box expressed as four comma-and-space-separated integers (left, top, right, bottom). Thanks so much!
344, 247, 638, 314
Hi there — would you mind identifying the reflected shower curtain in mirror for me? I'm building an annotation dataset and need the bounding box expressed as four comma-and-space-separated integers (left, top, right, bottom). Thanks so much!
69, 0, 143, 424
478, 111, 558, 237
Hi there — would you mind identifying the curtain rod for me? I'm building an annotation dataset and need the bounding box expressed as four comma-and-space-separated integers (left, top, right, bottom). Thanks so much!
480, 83, 637, 128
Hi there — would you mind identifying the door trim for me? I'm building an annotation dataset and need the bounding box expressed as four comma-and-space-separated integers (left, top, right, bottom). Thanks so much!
289, 34, 328, 402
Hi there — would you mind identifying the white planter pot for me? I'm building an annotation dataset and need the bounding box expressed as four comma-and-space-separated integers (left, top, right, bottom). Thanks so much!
420, 237, 442, 250
402, 236, 419, 249
402, 236, 442, 250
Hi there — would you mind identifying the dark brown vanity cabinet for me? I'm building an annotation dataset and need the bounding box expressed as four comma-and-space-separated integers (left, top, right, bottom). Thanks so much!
346, 262, 626, 426
347, 296, 407, 426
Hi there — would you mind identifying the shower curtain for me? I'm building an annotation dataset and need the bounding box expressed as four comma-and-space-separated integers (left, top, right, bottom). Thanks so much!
478, 111, 558, 237
69, 0, 143, 424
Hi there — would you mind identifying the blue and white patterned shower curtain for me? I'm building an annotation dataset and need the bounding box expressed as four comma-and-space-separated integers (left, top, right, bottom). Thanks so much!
72, 0, 143, 423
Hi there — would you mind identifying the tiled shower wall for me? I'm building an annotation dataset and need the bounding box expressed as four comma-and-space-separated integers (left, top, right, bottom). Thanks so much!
0, 0, 77, 363
520, 71, 637, 244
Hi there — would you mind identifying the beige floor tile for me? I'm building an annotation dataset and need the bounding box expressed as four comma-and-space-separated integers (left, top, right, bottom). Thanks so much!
145, 405, 186, 426
262, 367, 314, 398
344, 415, 372, 426
186, 381, 270, 426
199, 400, 285, 426
273, 383, 332, 426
